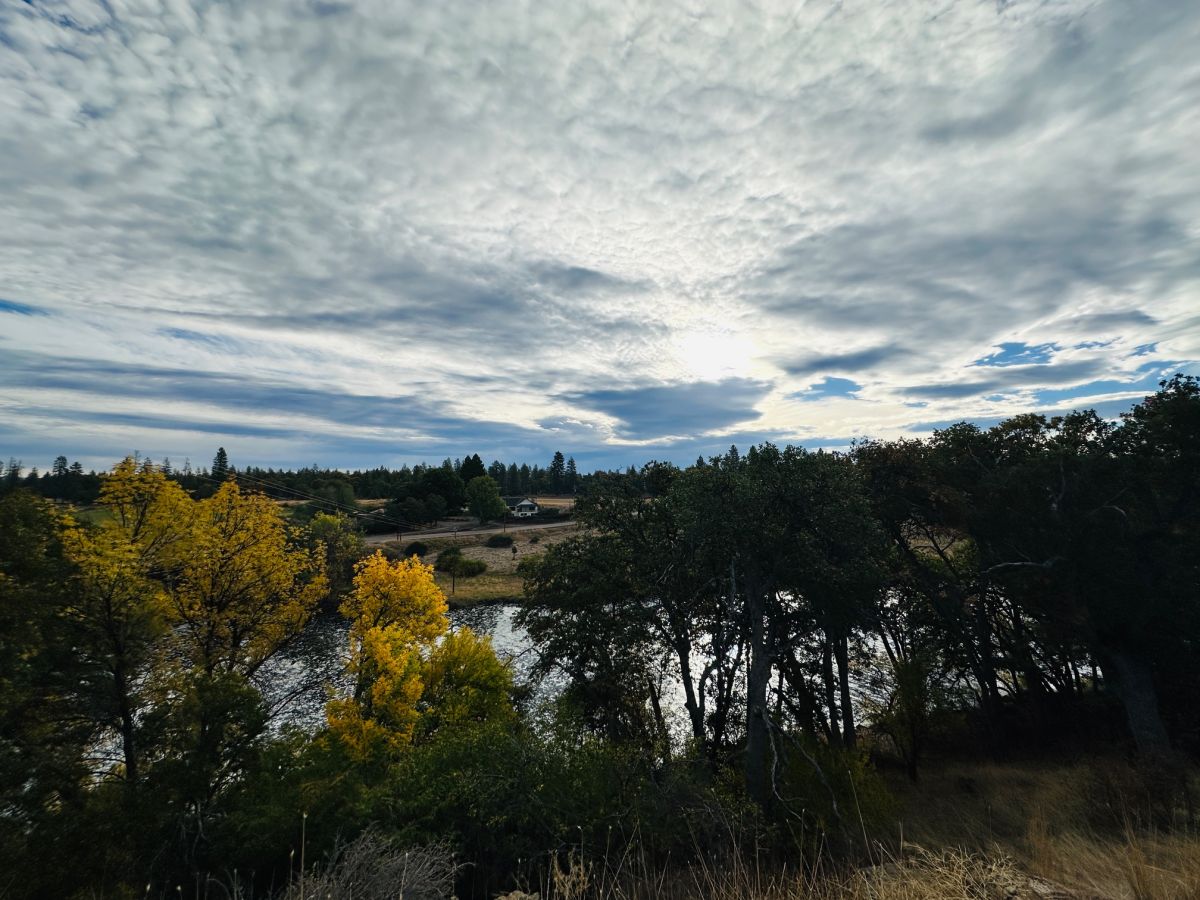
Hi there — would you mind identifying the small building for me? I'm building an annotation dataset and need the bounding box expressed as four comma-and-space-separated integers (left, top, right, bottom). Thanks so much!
503, 496, 539, 518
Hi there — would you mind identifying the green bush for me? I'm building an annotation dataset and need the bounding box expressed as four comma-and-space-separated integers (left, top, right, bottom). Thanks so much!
435, 547, 463, 571
453, 558, 487, 577
485, 534, 513, 548
403, 541, 429, 558
528, 534, 540, 544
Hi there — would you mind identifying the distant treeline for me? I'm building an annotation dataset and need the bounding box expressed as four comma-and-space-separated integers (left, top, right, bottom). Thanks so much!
1, 448, 605, 513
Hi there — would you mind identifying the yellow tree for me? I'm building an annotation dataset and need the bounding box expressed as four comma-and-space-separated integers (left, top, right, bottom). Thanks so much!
327, 551, 448, 754
61, 458, 193, 782
165, 481, 327, 679
328, 550, 515, 757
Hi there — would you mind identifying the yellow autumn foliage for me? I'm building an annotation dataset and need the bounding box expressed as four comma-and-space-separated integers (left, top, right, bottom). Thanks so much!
61, 459, 193, 663
165, 481, 326, 677
338, 551, 448, 645
328, 551, 514, 757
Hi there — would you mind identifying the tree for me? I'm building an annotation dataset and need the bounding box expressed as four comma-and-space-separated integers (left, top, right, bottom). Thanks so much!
61, 458, 194, 783
460, 454, 487, 483
488, 459, 506, 484
0, 492, 91, 844
466, 476, 508, 525
212, 447, 230, 482
165, 481, 326, 679
420, 467, 466, 512
306, 512, 367, 603
566, 456, 578, 492
549, 451, 566, 493
419, 629, 515, 737
328, 552, 441, 753
327, 551, 515, 761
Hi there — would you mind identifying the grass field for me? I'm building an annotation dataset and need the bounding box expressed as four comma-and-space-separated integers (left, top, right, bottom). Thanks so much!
381, 524, 580, 606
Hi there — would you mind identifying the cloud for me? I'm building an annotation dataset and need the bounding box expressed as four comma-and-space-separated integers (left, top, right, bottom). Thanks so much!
564, 379, 771, 441
780, 345, 905, 377
1, 0, 1197, 469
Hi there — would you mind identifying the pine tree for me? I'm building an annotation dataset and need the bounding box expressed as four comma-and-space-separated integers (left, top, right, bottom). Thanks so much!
487, 459, 506, 483
565, 456, 578, 492
212, 447, 230, 481
460, 454, 487, 482
549, 451, 566, 493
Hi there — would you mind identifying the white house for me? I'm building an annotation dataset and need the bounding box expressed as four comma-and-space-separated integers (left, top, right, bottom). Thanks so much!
503, 496, 539, 517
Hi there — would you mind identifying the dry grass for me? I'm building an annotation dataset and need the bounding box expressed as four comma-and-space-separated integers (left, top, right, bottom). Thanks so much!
514, 844, 1071, 900
883, 760, 1200, 900
517, 761, 1200, 900
279, 828, 455, 900
536, 496, 578, 509
382, 526, 579, 606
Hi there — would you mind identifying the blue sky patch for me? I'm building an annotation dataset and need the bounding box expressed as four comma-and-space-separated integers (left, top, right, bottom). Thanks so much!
791, 376, 862, 402
0, 298, 49, 316
972, 342, 1058, 367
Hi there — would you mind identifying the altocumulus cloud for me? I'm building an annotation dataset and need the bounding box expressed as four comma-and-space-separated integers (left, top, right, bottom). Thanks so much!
0, 0, 1197, 470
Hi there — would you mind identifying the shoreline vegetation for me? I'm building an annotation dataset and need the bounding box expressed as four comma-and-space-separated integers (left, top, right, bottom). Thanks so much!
1, 378, 1198, 899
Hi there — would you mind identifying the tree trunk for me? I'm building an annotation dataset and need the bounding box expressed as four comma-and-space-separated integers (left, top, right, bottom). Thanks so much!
743, 573, 772, 807
1105, 649, 1172, 758
834, 634, 856, 749
114, 664, 138, 783
822, 639, 842, 746
673, 634, 705, 747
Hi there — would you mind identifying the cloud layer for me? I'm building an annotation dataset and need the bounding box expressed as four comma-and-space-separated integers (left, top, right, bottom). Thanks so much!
2, 0, 1197, 470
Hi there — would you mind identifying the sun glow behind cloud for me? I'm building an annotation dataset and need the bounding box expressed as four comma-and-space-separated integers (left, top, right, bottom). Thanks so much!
672, 330, 759, 382
0, 0, 1197, 470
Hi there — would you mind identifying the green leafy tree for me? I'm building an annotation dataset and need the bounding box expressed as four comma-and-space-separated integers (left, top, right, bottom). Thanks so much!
420, 467, 466, 512
465, 476, 508, 525
306, 512, 367, 602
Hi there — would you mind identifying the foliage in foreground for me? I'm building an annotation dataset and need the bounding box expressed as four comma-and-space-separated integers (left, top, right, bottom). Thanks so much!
1, 379, 1198, 898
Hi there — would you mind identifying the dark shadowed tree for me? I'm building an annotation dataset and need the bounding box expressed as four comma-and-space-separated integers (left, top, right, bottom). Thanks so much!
211, 448, 230, 482
460, 454, 487, 483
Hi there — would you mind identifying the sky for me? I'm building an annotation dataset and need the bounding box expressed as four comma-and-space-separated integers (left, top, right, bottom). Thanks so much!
2, 0, 1198, 473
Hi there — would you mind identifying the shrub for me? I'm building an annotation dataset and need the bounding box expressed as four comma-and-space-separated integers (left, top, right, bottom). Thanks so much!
528, 534, 541, 544
435, 547, 463, 571
486, 534, 513, 548
281, 828, 455, 900
453, 559, 488, 578
403, 541, 429, 558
